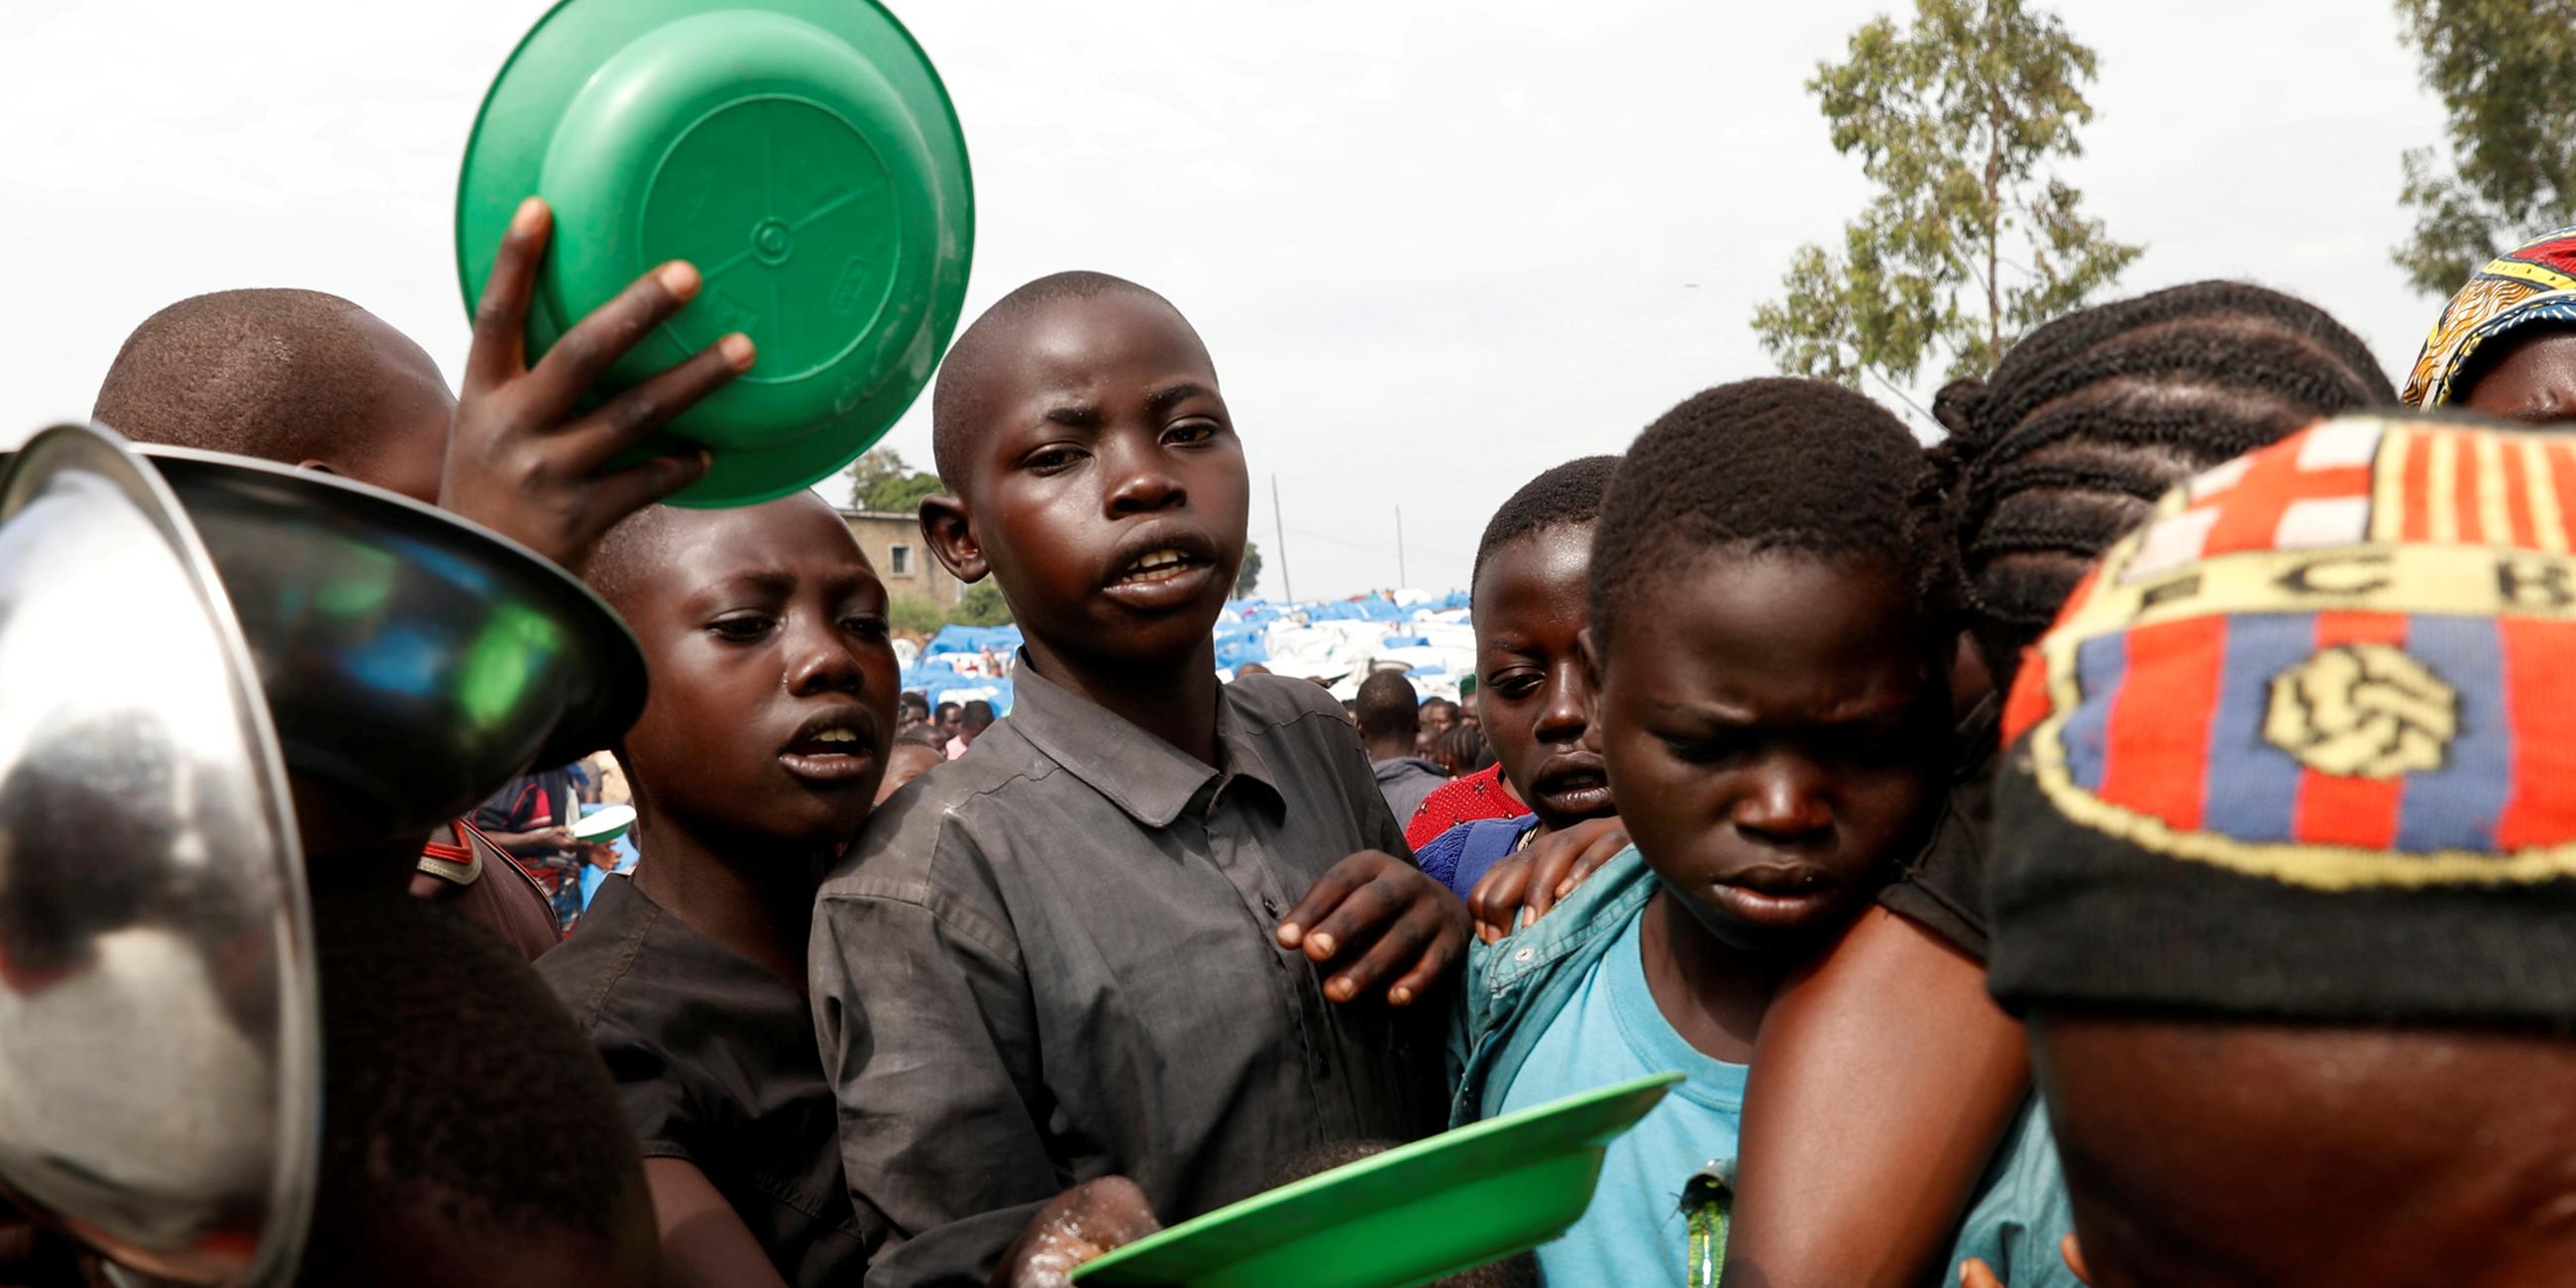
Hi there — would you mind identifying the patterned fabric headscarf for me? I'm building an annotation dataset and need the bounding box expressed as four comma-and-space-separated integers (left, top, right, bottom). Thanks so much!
2403, 228, 2576, 408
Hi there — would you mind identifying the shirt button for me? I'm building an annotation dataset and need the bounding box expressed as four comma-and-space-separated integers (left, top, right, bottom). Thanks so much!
1514, 947, 1536, 963
1262, 896, 1280, 917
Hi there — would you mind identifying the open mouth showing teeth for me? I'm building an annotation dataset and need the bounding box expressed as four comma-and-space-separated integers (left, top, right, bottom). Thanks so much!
1117, 548, 1202, 584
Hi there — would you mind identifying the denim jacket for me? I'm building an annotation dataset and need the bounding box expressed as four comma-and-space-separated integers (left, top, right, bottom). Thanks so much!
1448, 846, 1660, 1127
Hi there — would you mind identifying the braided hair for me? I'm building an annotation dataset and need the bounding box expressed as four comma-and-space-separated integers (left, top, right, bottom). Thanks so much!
1940, 280, 2396, 680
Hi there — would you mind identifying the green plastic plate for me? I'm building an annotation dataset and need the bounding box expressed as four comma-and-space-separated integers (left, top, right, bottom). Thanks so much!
456, 0, 973, 506
1072, 1071, 1682, 1288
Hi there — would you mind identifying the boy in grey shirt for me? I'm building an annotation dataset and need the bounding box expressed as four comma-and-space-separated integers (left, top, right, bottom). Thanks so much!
811, 272, 1463, 1286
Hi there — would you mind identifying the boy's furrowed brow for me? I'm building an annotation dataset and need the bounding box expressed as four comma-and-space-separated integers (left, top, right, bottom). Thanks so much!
1038, 400, 1102, 428
685, 570, 797, 607
1146, 381, 1215, 412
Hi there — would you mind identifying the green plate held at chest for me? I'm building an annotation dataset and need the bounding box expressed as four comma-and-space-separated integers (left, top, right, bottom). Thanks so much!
1073, 1071, 1682, 1288
456, 0, 973, 507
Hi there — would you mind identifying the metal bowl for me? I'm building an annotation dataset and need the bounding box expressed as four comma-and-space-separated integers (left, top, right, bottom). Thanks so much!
0, 424, 318, 1285
134, 445, 647, 853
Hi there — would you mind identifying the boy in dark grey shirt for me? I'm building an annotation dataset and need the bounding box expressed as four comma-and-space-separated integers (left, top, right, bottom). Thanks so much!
811, 272, 1463, 1286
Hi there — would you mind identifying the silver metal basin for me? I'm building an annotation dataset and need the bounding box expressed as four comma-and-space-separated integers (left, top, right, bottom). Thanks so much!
0, 424, 318, 1285
136, 446, 646, 851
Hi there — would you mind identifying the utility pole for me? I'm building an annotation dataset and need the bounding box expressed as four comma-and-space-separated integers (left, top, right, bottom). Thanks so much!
1271, 473, 1294, 602
1395, 505, 1408, 588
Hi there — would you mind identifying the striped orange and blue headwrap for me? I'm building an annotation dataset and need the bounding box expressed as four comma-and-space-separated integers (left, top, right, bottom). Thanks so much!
2403, 228, 2576, 409
1988, 412, 2576, 1024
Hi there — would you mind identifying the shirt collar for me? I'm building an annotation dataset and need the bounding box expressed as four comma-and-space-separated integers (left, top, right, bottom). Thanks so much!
1004, 651, 1283, 827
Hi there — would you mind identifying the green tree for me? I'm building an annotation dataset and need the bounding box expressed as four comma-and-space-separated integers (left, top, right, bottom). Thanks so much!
955, 582, 1014, 627
2390, 0, 2576, 296
1751, 0, 2140, 398
888, 593, 951, 638
844, 448, 944, 514
1235, 542, 1263, 598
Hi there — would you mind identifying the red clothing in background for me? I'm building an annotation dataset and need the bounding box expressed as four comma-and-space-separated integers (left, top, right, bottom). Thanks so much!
1404, 763, 1530, 851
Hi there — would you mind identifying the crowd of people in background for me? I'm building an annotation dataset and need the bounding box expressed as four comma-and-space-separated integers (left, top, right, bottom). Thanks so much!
22, 85, 2576, 1284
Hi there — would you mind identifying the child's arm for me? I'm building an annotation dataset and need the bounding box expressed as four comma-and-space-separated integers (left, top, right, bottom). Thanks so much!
446, 197, 752, 575
640, 1158, 792, 1288
1720, 908, 2030, 1288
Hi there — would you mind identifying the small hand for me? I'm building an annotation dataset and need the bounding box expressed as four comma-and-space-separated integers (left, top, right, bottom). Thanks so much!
446, 196, 754, 575
538, 825, 578, 852
1467, 816, 1627, 944
986, 1176, 1161, 1288
1958, 1236, 2093, 1288
1274, 850, 1468, 1007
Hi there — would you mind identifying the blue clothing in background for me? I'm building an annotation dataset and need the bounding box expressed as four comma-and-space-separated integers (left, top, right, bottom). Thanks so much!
1494, 912, 1744, 1288
1416, 814, 1541, 899
576, 827, 641, 912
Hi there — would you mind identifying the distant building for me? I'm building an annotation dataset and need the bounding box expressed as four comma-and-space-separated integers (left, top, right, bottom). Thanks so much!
840, 507, 963, 610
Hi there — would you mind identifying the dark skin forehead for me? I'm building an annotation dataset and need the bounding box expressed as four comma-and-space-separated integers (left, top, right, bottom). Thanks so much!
1472, 526, 1588, 652
2459, 328, 2576, 425
944, 291, 1218, 503
1611, 549, 1929, 720
613, 494, 867, 618
2036, 1011, 2576, 1287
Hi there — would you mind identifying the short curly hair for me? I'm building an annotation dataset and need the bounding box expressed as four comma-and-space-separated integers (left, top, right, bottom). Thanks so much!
92, 288, 448, 470
1588, 377, 1941, 648
1471, 456, 1621, 590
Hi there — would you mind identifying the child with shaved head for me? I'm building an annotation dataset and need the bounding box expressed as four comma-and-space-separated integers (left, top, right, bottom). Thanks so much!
95, 286, 458, 503
89, 199, 753, 952
815, 270, 1458, 1285
544, 495, 900, 1286
1987, 413, 2576, 1287
94, 197, 747, 576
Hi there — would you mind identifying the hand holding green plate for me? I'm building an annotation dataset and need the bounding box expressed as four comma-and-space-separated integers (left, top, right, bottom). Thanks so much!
456, 0, 973, 507
1073, 1072, 1683, 1288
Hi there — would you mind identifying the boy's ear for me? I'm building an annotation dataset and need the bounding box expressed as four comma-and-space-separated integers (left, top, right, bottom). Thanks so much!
918, 493, 990, 584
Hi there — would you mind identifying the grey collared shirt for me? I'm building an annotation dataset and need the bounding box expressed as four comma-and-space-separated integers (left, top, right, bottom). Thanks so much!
810, 667, 1450, 1287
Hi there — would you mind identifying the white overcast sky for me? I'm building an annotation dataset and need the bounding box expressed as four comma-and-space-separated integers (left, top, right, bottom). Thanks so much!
3, 1, 2450, 598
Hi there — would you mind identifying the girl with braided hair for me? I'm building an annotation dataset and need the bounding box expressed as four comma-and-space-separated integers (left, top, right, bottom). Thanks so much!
1719, 281, 2395, 1288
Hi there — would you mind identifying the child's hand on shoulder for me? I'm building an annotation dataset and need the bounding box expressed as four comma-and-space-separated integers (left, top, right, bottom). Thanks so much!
987, 1176, 1161, 1288
1468, 815, 1628, 944
446, 196, 755, 575
1275, 851, 1468, 1007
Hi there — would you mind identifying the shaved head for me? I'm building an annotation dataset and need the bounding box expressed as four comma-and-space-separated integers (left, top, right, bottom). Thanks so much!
585, 505, 690, 616
928, 270, 1207, 491
585, 491, 848, 614
92, 288, 455, 502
